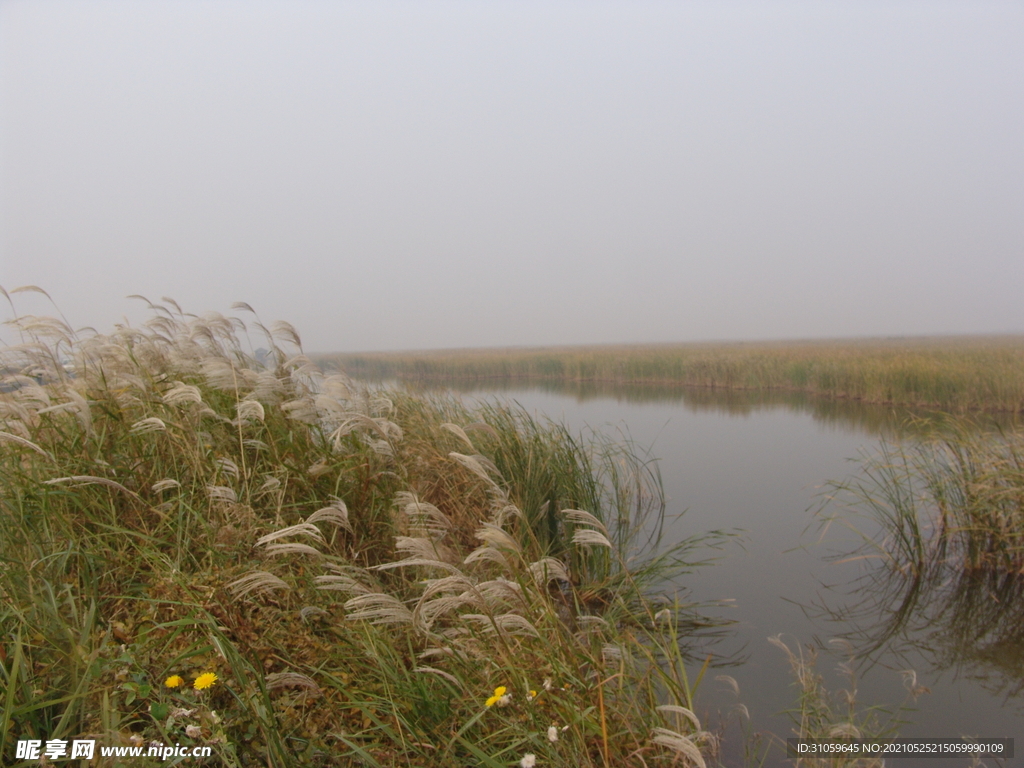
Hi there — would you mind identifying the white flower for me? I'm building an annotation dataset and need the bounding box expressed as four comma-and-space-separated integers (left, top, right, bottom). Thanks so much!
185, 725, 203, 739
547, 725, 559, 742
497, 693, 512, 707
520, 754, 537, 768
542, 677, 553, 691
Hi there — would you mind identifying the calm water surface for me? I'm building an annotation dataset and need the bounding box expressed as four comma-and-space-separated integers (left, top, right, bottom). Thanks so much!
388, 379, 1022, 765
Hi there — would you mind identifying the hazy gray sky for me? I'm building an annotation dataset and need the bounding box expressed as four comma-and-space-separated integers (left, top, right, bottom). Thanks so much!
1, 1, 1022, 352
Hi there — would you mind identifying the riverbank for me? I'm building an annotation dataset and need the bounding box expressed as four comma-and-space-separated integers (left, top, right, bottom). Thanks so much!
316, 336, 1024, 413
1, 305, 736, 766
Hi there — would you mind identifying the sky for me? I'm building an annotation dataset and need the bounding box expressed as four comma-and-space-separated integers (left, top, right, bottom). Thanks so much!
1, 0, 1022, 353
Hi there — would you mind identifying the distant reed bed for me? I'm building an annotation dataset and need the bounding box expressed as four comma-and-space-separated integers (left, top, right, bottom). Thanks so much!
318, 336, 1024, 412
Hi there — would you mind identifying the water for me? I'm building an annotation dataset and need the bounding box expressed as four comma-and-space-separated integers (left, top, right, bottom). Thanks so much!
386, 378, 1022, 765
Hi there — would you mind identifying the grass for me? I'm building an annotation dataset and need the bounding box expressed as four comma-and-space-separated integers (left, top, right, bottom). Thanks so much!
817, 418, 1024, 702
823, 417, 1024, 579
0, 294, 737, 766
317, 336, 1024, 413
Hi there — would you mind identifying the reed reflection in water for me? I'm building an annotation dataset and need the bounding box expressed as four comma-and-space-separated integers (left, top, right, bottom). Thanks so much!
815, 423, 1024, 706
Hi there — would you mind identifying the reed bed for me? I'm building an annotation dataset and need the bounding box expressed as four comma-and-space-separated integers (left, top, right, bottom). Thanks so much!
0, 293, 736, 767
825, 418, 1024, 578
318, 336, 1024, 413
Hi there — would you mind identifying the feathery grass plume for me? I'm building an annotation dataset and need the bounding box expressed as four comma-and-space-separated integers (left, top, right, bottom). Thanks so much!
657, 704, 703, 732
461, 612, 541, 638
571, 528, 613, 549
440, 422, 476, 450
0, 431, 55, 461
562, 507, 609, 535
448, 451, 501, 486
270, 320, 302, 349
216, 457, 240, 479
162, 382, 203, 406
262, 542, 323, 558
306, 497, 352, 532
235, 398, 265, 423
394, 491, 451, 538
474, 522, 522, 555
201, 358, 242, 391
228, 570, 291, 598
62, 386, 93, 434
206, 485, 238, 503
280, 397, 319, 423
315, 565, 379, 596
151, 478, 181, 493
343, 592, 414, 625
44, 475, 142, 500
255, 523, 326, 547
651, 728, 707, 768
463, 545, 511, 569
252, 371, 286, 403
475, 578, 525, 609
528, 558, 570, 586
257, 476, 281, 493
392, 535, 456, 563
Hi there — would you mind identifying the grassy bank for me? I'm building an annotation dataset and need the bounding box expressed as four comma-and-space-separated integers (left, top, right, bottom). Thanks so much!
317, 336, 1024, 413
1, 300, 742, 767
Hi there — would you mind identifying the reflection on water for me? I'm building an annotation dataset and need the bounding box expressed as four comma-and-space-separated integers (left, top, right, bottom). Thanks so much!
392, 376, 1020, 437
815, 537, 1024, 706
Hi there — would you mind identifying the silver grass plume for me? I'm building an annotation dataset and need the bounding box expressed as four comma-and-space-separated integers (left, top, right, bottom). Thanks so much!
571, 529, 613, 549
255, 522, 325, 547
474, 523, 522, 555
315, 567, 378, 597
394, 492, 451, 538
235, 399, 265, 423
528, 558, 570, 587
651, 728, 707, 768
463, 546, 510, 570
228, 571, 291, 598
562, 508, 609, 535
461, 612, 540, 639
448, 452, 501, 487
343, 593, 413, 626
45, 475, 142, 501
306, 497, 352, 532
262, 542, 323, 558
0, 432, 55, 461
440, 422, 476, 450
657, 705, 702, 733
216, 457, 240, 479
162, 382, 203, 406
206, 485, 238, 504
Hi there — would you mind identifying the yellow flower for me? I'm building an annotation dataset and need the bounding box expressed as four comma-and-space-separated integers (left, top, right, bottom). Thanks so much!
485, 686, 507, 707
164, 675, 184, 688
193, 672, 218, 691
528, 690, 537, 699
